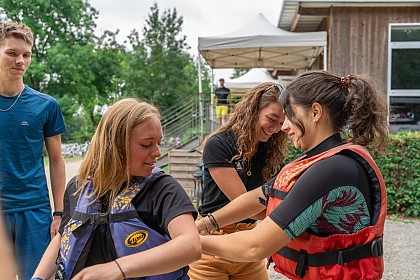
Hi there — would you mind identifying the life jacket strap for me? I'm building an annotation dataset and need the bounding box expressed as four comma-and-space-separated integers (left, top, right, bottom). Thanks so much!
72, 210, 139, 238
262, 184, 288, 200
277, 236, 383, 278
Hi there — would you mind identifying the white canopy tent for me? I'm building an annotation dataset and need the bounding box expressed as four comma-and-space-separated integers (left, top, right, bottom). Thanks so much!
198, 13, 327, 70
196, 13, 328, 135
224, 68, 278, 94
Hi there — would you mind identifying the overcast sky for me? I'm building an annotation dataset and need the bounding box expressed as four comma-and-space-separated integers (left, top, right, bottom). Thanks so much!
89, 0, 284, 80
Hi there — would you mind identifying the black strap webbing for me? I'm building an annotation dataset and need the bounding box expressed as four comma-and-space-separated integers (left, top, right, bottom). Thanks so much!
277, 237, 383, 278
72, 210, 139, 238
262, 184, 288, 200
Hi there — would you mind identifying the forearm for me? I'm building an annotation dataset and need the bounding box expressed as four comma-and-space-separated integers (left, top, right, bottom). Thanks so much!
250, 209, 266, 220
201, 229, 265, 262
32, 234, 61, 279
49, 158, 66, 211
201, 217, 291, 262
116, 233, 201, 278
213, 188, 265, 228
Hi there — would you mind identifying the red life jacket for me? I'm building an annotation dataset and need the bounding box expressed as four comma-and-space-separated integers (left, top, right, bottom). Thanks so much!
266, 143, 386, 280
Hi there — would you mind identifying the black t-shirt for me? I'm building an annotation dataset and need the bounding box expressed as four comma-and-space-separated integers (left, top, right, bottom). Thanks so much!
199, 131, 267, 221
267, 134, 373, 238
214, 86, 230, 105
59, 172, 197, 274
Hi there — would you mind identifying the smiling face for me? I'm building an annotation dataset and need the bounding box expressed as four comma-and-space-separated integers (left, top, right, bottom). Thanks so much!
128, 116, 162, 177
255, 102, 284, 143
0, 37, 31, 87
281, 103, 318, 151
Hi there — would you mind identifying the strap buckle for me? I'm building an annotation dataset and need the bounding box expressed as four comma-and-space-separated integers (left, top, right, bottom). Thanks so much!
91, 213, 110, 224
337, 250, 344, 266
371, 237, 383, 258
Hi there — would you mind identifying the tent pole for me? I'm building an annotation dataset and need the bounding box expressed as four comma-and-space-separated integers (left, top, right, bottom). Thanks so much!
323, 45, 327, 71
197, 50, 204, 143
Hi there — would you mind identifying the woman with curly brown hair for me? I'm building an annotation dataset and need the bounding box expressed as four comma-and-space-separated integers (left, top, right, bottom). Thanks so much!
197, 71, 389, 280
188, 82, 288, 280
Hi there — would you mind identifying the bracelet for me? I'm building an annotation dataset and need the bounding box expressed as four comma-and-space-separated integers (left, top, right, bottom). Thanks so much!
52, 211, 63, 217
207, 213, 219, 231
201, 217, 211, 233
114, 260, 127, 279
30, 278, 44, 280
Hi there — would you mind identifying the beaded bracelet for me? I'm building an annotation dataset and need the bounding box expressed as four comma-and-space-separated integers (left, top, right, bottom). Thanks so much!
207, 213, 219, 231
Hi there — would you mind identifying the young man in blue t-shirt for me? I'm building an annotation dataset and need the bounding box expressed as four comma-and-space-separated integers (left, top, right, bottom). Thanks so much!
0, 22, 67, 279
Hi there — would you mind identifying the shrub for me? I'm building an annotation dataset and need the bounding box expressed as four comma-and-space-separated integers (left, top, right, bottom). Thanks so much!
373, 132, 420, 217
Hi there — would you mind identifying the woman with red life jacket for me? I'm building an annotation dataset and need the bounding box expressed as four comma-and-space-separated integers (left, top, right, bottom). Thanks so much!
197, 71, 388, 280
31, 98, 201, 280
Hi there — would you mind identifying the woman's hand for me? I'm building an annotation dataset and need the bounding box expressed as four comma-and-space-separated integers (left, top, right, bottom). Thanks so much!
195, 217, 210, 235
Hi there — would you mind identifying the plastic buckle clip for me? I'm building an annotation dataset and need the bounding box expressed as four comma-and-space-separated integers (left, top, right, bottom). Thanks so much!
91, 213, 110, 224
337, 250, 344, 266
371, 237, 383, 258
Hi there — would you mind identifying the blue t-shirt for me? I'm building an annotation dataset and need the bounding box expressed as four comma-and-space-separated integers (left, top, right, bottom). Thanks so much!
0, 85, 66, 213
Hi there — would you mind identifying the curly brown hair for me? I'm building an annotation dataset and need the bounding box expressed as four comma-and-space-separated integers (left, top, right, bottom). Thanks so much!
280, 71, 388, 153
203, 82, 288, 181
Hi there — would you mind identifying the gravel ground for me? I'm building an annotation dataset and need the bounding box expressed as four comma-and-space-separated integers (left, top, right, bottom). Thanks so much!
268, 218, 420, 280
50, 160, 420, 280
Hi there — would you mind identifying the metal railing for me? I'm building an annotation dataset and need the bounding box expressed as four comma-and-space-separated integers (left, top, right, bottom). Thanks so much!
160, 97, 217, 155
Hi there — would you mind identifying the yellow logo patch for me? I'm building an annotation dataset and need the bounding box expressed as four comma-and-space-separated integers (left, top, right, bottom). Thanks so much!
125, 230, 148, 247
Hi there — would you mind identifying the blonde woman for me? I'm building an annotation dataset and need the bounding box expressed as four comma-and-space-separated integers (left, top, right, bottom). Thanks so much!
33, 98, 201, 280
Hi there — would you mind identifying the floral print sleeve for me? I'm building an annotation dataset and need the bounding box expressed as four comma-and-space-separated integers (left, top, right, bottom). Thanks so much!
284, 186, 371, 239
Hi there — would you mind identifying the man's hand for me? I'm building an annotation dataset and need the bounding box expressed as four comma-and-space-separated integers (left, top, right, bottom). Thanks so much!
50, 217, 61, 239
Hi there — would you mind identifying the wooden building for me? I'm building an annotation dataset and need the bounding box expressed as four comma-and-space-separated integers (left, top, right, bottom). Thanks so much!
278, 0, 420, 129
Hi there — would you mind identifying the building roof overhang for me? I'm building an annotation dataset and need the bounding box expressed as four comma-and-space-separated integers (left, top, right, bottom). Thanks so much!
279, 0, 420, 32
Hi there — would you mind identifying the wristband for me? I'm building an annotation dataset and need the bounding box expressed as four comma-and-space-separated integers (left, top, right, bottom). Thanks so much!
207, 213, 219, 231
30, 278, 44, 280
53, 211, 63, 217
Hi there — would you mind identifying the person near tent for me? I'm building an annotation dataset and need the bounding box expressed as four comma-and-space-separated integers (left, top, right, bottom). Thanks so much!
188, 82, 288, 280
31, 98, 201, 280
212, 78, 232, 125
196, 71, 388, 280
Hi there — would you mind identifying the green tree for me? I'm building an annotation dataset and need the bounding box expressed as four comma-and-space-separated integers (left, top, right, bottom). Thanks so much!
124, 3, 197, 111
231, 68, 250, 79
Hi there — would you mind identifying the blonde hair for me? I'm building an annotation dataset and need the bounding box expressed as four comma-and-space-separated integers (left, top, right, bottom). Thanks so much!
204, 82, 288, 180
78, 98, 161, 202
0, 22, 33, 47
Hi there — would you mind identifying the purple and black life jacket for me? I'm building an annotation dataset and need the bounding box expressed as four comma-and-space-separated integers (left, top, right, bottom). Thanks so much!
56, 168, 188, 280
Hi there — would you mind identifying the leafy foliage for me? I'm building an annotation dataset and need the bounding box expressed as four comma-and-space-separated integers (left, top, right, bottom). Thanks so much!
231, 68, 251, 79
372, 132, 420, 217
123, 3, 197, 111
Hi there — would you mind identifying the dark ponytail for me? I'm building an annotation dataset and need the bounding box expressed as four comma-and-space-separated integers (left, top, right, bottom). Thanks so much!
282, 71, 388, 153
344, 74, 388, 153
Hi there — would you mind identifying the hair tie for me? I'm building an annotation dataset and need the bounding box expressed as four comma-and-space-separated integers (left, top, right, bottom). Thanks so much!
340, 75, 352, 89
